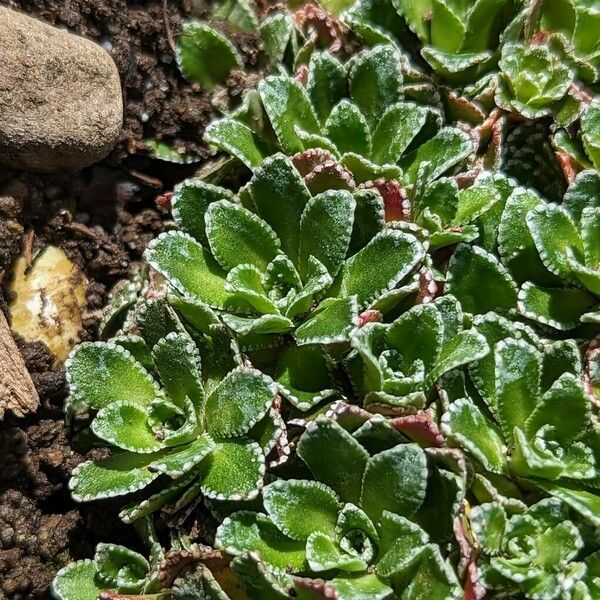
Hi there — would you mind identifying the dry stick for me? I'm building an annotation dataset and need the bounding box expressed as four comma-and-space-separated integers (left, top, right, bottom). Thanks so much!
0, 309, 39, 419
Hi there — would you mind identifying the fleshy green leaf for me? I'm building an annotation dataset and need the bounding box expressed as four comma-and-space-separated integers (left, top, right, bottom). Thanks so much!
518, 282, 598, 330
442, 398, 507, 474
308, 52, 347, 124
205, 367, 275, 438
67, 342, 160, 410
403, 127, 473, 184
469, 503, 506, 555
349, 45, 402, 127
299, 190, 356, 279
525, 373, 589, 444
298, 417, 369, 505
176, 23, 242, 89
361, 444, 428, 522
200, 440, 265, 501
294, 296, 357, 346
204, 118, 269, 169
371, 102, 429, 165
325, 100, 372, 156
152, 333, 204, 408
263, 479, 341, 540
172, 180, 234, 249
217, 511, 307, 571
70, 452, 162, 502
306, 532, 366, 572
495, 338, 541, 444
527, 203, 584, 281
149, 433, 215, 478
446, 244, 517, 314
206, 200, 281, 272
92, 401, 162, 453
145, 231, 230, 309
259, 76, 320, 154
339, 230, 424, 308
52, 560, 102, 600
249, 155, 312, 263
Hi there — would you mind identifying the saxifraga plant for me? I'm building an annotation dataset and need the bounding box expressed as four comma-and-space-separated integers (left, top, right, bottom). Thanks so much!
53, 1, 600, 599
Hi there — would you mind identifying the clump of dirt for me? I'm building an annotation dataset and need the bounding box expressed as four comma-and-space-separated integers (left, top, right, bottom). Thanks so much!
2, 0, 262, 158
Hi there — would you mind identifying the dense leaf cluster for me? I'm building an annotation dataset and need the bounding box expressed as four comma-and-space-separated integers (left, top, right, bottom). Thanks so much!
53, 1, 600, 599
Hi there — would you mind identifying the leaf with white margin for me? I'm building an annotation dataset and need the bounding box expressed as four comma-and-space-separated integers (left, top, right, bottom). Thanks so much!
563, 170, 600, 223
223, 314, 295, 336
540, 339, 580, 392
263, 479, 341, 541
216, 511, 307, 571
94, 543, 148, 591
306, 531, 367, 572
172, 179, 234, 249
442, 398, 507, 474
307, 52, 347, 124
176, 23, 242, 89
259, 12, 293, 64
361, 444, 428, 522
376, 512, 428, 578
144, 231, 230, 309
248, 155, 312, 263
298, 417, 369, 505
204, 118, 269, 169
325, 100, 372, 157
259, 76, 320, 154
349, 45, 402, 128
469, 503, 507, 555
339, 230, 425, 308
285, 257, 332, 320
52, 560, 102, 600
67, 342, 160, 410
536, 482, 600, 528
495, 338, 541, 444
371, 102, 429, 165
403, 127, 473, 184
581, 207, 600, 269
294, 296, 358, 346
386, 543, 460, 600
330, 573, 393, 600
273, 344, 337, 411
299, 189, 356, 279
526, 203, 584, 281
206, 200, 281, 272
204, 367, 276, 438
446, 244, 518, 315
119, 470, 198, 524
349, 189, 384, 255
518, 282, 598, 330
200, 440, 265, 501
525, 373, 589, 445
149, 433, 215, 478
91, 401, 163, 454
152, 333, 204, 408
69, 452, 163, 502
425, 329, 489, 388
226, 264, 279, 314
386, 303, 443, 373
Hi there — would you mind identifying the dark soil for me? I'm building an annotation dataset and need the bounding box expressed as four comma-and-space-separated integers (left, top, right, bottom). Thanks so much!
0, 1, 262, 597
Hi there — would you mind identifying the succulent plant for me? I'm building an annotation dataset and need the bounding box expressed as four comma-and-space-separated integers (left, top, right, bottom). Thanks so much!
443, 330, 600, 525
469, 498, 594, 599
536, 0, 600, 83
144, 153, 427, 350
349, 296, 489, 408
205, 45, 476, 185
65, 320, 279, 514
215, 417, 462, 599
51, 2, 600, 599
496, 41, 574, 119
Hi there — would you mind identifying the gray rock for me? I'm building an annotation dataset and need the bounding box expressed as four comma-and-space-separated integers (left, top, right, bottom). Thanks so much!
0, 7, 123, 173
